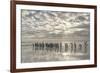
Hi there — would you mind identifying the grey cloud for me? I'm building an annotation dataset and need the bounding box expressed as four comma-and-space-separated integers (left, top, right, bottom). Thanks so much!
71, 24, 90, 29
75, 15, 90, 21
68, 30, 89, 37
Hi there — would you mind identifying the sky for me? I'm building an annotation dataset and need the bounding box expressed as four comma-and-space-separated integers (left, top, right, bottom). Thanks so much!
21, 9, 90, 39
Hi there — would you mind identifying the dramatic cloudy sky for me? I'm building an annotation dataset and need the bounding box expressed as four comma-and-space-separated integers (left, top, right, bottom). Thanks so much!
21, 9, 90, 38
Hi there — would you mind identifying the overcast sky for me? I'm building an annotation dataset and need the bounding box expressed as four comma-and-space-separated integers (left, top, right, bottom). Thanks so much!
21, 9, 90, 39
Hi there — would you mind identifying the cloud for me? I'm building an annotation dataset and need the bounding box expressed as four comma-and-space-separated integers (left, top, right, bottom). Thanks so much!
67, 30, 89, 37
21, 10, 90, 38
70, 24, 90, 29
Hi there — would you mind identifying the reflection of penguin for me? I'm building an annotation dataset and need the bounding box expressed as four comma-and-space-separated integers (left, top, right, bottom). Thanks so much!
74, 43, 76, 53
57, 43, 60, 52
46, 43, 48, 51
42, 42, 44, 50
60, 43, 62, 52
79, 44, 82, 52
84, 41, 88, 53
65, 43, 68, 52
32, 44, 34, 50
54, 43, 56, 52
49, 43, 52, 51
70, 43, 73, 53
55, 43, 58, 52
50, 43, 53, 51
56, 43, 59, 52
35, 42, 38, 50
39, 43, 42, 50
